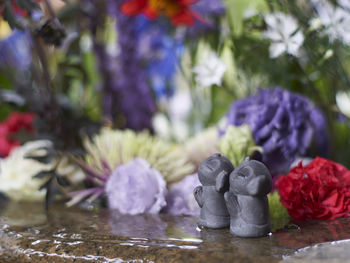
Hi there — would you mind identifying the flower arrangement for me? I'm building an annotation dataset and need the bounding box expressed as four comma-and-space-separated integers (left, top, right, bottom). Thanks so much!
1, 0, 350, 225
67, 128, 196, 214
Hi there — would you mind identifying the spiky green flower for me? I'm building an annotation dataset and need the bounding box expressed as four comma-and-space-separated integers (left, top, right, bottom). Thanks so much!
219, 124, 262, 167
83, 128, 195, 184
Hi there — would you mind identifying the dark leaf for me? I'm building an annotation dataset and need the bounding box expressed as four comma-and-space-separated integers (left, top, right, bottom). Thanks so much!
39, 178, 52, 191
33, 170, 55, 179
25, 154, 56, 164
35, 19, 66, 46
16, 0, 39, 11
25, 146, 56, 164
56, 175, 71, 187
2, 2, 20, 29
0, 192, 8, 202
44, 178, 62, 210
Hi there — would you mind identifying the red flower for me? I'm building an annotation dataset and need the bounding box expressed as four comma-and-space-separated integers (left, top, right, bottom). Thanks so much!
276, 157, 350, 220
5, 112, 35, 133
120, 0, 204, 26
0, 112, 35, 157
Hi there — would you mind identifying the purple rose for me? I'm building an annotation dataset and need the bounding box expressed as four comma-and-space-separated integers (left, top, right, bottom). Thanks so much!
105, 158, 167, 215
163, 174, 201, 216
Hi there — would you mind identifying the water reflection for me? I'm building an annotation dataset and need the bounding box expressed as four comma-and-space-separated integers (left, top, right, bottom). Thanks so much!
0, 201, 47, 226
275, 218, 350, 249
283, 239, 350, 262
109, 210, 168, 239
165, 216, 200, 240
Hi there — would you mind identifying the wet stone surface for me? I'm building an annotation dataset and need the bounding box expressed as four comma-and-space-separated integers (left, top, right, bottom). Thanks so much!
1, 202, 350, 262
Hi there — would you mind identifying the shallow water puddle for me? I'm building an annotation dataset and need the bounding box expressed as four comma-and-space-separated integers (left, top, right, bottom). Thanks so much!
1, 202, 350, 262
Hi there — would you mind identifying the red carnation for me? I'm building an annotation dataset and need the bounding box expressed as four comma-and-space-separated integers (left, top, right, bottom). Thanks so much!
0, 112, 35, 157
120, 0, 204, 26
276, 157, 350, 220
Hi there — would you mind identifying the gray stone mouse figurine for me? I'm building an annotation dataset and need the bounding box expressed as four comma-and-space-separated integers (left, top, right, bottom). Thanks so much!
224, 158, 272, 237
194, 153, 234, 229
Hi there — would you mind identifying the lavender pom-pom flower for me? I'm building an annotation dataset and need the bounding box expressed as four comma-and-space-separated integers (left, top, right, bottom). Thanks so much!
105, 158, 167, 215
163, 174, 200, 216
224, 87, 328, 175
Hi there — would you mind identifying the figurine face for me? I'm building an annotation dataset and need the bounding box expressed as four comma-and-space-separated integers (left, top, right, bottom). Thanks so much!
198, 153, 234, 186
229, 160, 272, 196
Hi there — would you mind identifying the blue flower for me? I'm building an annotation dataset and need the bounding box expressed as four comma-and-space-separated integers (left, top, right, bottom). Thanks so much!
224, 87, 329, 175
135, 16, 184, 99
0, 30, 31, 71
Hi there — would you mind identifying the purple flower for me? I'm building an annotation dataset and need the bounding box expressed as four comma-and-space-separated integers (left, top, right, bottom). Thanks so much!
105, 158, 167, 215
84, 0, 156, 130
163, 174, 200, 216
224, 87, 329, 175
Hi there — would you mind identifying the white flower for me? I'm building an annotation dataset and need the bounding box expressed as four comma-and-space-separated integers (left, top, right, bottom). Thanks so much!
262, 12, 304, 58
338, 0, 350, 11
152, 113, 171, 140
336, 91, 350, 118
313, 1, 350, 45
0, 140, 84, 202
0, 140, 53, 201
165, 89, 192, 141
152, 89, 192, 142
168, 89, 192, 122
193, 51, 226, 88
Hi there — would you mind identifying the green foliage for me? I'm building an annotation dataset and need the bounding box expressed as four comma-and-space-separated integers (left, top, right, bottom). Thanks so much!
52, 33, 102, 122
224, 0, 268, 36
268, 191, 290, 231
218, 124, 262, 167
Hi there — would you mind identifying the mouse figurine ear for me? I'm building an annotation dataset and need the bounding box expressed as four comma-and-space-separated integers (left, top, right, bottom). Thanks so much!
216, 170, 230, 193
247, 174, 272, 196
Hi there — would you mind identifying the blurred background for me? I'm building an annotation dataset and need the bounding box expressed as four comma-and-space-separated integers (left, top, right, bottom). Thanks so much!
1, 0, 350, 216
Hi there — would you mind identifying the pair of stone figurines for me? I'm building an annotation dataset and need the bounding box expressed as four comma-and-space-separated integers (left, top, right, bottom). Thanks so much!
193, 153, 272, 238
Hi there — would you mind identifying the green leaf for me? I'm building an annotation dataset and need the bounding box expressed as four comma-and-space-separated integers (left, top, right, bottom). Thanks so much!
224, 0, 268, 36
268, 192, 290, 231
2, 2, 20, 29
16, 0, 39, 11
56, 175, 71, 187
